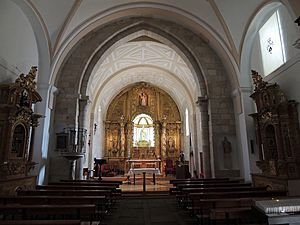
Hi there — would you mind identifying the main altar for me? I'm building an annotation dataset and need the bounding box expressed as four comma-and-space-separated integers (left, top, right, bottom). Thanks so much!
103, 82, 182, 175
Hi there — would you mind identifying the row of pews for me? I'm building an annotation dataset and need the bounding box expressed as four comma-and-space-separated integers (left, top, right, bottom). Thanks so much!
170, 178, 287, 225
0, 179, 123, 225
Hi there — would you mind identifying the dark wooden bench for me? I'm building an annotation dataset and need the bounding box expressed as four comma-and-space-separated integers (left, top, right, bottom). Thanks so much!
17, 189, 112, 197
49, 181, 120, 188
170, 179, 242, 186
0, 220, 81, 225
60, 179, 123, 185
192, 196, 282, 225
0, 204, 95, 221
0, 195, 107, 217
36, 185, 118, 191
36, 185, 121, 203
170, 178, 229, 184
17, 189, 116, 206
180, 186, 266, 207
188, 190, 286, 224
169, 182, 252, 195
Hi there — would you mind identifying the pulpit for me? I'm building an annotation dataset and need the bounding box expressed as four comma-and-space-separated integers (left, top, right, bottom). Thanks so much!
176, 164, 190, 179
94, 158, 107, 179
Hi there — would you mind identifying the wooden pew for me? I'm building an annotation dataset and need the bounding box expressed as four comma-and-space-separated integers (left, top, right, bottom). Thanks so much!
0, 195, 107, 217
36, 185, 118, 191
188, 190, 286, 224
35, 185, 121, 203
17, 189, 118, 210
61, 179, 123, 185
196, 197, 269, 225
170, 182, 253, 195
0, 204, 95, 221
170, 178, 242, 186
49, 181, 120, 188
177, 182, 252, 189
0, 220, 81, 225
170, 178, 229, 184
180, 186, 266, 208
18, 189, 112, 197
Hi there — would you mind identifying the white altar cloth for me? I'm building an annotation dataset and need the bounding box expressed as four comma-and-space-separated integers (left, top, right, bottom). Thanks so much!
128, 168, 161, 174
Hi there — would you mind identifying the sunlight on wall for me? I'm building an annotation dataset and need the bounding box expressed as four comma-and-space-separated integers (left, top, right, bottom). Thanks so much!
185, 108, 189, 136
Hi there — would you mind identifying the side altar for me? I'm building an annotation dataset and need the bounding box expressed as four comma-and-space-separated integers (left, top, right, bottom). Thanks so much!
250, 70, 300, 195
0, 67, 43, 195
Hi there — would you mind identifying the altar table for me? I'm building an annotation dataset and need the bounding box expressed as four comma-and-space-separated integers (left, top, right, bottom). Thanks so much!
127, 159, 161, 185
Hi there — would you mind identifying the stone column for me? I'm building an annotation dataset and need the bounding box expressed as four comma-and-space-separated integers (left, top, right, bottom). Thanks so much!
196, 96, 212, 178
76, 96, 89, 180
233, 87, 253, 182
33, 83, 57, 184
78, 96, 89, 130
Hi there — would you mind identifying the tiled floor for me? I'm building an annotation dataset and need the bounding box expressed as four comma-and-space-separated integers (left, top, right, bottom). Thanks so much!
102, 196, 197, 225
101, 175, 197, 225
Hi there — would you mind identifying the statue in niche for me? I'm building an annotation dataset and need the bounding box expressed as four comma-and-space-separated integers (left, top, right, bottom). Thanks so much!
168, 137, 175, 156
20, 90, 30, 107
139, 92, 148, 106
139, 126, 147, 141
179, 151, 185, 165
222, 136, 232, 169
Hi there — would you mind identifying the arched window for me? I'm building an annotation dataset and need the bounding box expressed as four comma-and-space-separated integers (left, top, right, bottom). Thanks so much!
132, 114, 155, 147
185, 108, 189, 136
259, 10, 286, 76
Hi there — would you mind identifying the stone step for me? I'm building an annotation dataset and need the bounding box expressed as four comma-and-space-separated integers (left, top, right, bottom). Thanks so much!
121, 191, 170, 199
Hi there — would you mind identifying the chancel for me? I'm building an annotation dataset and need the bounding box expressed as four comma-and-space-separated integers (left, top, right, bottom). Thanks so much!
1, 1, 300, 224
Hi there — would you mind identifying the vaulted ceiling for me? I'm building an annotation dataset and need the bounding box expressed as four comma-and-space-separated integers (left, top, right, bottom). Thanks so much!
24, 0, 299, 67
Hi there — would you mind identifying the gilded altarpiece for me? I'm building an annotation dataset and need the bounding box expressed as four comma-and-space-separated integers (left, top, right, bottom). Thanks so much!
250, 70, 300, 192
0, 67, 42, 195
104, 82, 181, 174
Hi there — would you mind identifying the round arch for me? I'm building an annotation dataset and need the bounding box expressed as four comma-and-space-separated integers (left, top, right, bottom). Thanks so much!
52, 16, 237, 180
50, 5, 239, 90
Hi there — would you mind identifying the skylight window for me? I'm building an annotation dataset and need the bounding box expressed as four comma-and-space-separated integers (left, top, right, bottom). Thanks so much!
259, 11, 286, 76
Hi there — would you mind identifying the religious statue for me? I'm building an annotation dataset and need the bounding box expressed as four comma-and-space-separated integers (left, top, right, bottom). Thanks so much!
139, 92, 148, 106
251, 70, 267, 91
222, 136, 232, 169
168, 137, 175, 155
140, 126, 147, 141
179, 151, 185, 165
20, 90, 30, 107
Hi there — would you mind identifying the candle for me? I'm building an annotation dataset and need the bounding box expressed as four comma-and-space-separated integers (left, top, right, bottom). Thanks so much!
261, 144, 265, 160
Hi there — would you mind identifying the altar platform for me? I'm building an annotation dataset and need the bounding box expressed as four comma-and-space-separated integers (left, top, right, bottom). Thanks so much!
101, 175, 174, 192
